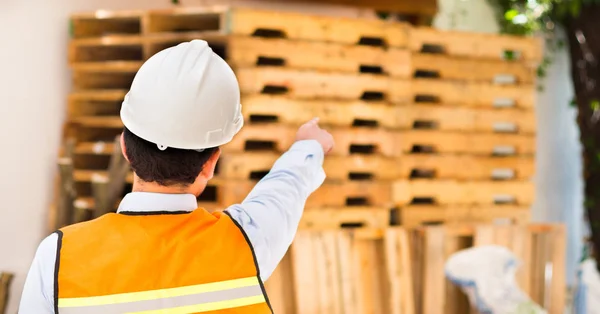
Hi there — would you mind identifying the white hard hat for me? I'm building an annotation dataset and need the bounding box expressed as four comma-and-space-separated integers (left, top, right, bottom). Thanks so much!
120, 40, 243, 151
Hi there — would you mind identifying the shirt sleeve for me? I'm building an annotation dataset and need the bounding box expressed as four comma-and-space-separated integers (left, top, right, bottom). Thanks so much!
19, 233, 58, 314
225, 139, 325, 282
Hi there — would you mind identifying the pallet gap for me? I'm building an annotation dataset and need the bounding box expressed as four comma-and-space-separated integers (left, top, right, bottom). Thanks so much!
414, 95, 440, 103
244, 140, 276, 151
249, 114, 279, 123
411, 145, 436, 154
250, 171, 269, 180
411, 197, 435, 205
361, 91, 385, 101
252, 28, 287, 38
358, 36, 385, 47
413, 120, 439, 129
359, 65, 384, 74
410, 169, 436, 179
256, 56, 285, 67
345, 197, 369, 206
352, 119, 379, 128
349, 144, 376, 155
414, 70, 440, 79
420, 44, 446, 54
340, 222, 365, 229
348, 172, 373, 181
261, 85, 288, 94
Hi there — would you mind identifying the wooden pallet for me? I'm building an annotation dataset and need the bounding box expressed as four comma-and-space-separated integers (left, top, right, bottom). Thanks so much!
70, 10, 143, 38
399, 155, 535, 180
307, 181, 393, 207
290, 228, 414, 314
72, 71, 135, 90
411, 79, 535, 109
300, 207, 390, 229
409, 27, 543, 62
237, 67, 410, 103
411, 53, 536, 84
411, 224, 565, 314
398, 131, 535, 155
392, 180, 534, 206
399, 205, 530, 227
397, 105, 536, 134
242, 95, 398, 129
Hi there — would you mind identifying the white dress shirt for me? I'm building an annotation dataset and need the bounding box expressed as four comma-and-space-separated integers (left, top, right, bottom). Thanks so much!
19, 140, 325, 314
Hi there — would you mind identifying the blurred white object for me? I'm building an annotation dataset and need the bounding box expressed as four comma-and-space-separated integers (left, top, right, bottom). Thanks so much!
445, 245, 546, 314
574, 258, 600, 314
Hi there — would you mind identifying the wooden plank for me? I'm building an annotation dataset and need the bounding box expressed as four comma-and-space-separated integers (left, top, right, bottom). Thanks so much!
72, 71, 135, 90
146, 7, 226, 34
223, 124, 295, 153
228, 36, 410, 77
237, 67, 410, 103
399, 155, 535, 180
393, 180, 464, 206
411, 79, 535, 109
300, 207, 390, 229
70, 37, 144, 64
71, 11, 143, 38
411, 53, 535, 84
261, 0, 438, 16
549, 225, 566, 314
466, 181, 535, 205
323, 155, 403, 181
398, 130, 468, 154
409, 27, 542, 62
384, 228, 415, 314
264, 252, 296, 314
473, 108, 536, 134
291, 232, 320, 313
329, 127, 400, 157
467, 133, 536, 155
242, 95, 398, 129
337, 232, 357, 314
307, 181, 393, 208
422, 227, 446, 314
228, 8, 409, 47
400, 205, 530, 227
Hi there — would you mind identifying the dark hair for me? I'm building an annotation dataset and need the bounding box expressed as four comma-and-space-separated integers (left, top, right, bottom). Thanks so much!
123, 127, 218, 186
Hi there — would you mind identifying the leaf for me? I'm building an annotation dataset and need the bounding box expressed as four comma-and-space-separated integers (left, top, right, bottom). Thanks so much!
591, 99, 600, 111
570, 99, 578, 107
571, 0, 582, 17
504, 9, 520, 21
171, 0, 180, 4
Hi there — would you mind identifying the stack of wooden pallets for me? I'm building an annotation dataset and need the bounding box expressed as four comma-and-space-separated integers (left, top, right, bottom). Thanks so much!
65, 7, 412, 229
64, 7, 540, 228
394, 28, 541, 227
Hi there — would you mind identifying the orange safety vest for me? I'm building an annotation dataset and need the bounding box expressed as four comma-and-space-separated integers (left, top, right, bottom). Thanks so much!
54, 209, 273, 314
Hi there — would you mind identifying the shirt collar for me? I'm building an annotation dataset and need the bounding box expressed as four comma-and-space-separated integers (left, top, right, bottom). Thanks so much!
117, 192, 198, 213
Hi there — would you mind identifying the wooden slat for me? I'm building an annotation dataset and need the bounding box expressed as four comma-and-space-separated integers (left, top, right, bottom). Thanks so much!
409, 27, 542, 62
412, 79, 535, 109
411, 53, 535, 84
71, 11, 143, 38
398, 131, 536, 155
385, 228, 415, 314
300, 208, 390, 229
228, 8, 409, 47
228, 36, 410, 77
422, 227, 446, 314
400, 205, 530, 227
236, 67, 410, 103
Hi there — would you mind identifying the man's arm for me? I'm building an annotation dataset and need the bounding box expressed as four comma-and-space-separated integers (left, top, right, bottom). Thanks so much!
19, 233, 58, 314
225, 119, 333, 282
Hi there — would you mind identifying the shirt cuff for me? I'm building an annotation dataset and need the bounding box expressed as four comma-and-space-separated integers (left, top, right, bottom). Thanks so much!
287, 139, 325, 165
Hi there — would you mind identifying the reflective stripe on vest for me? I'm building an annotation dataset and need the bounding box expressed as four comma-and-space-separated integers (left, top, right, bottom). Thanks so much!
58, 277, 265, 314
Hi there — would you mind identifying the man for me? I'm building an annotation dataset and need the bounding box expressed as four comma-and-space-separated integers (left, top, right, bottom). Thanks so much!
19, 40, 334, 313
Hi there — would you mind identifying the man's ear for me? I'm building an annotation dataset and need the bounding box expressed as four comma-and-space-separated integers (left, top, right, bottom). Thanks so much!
120, 133, 129, 162
200, 148, 221, 180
